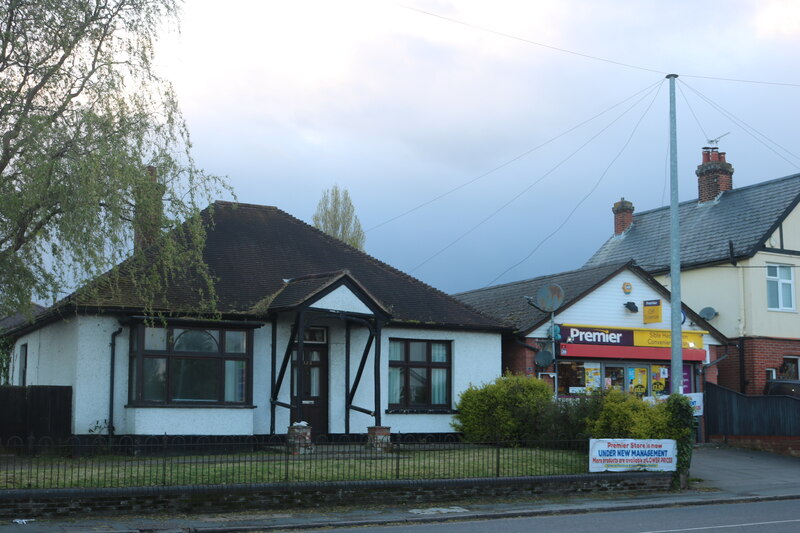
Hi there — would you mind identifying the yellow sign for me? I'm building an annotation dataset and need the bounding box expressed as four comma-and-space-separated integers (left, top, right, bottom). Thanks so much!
643, 299, 662, 324
633, 330, 704, 349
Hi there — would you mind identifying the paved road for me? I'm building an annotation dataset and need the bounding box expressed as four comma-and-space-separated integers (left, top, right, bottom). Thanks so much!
316, 500, 800, 533
2, 445, 800, 532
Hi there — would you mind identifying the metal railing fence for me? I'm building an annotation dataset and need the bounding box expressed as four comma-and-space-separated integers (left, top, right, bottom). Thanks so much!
0, 435, 589, 490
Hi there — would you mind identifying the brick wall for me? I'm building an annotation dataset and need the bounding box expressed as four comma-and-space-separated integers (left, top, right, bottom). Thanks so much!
0, 473, 672, 520
502, 338, 541, 376
716, 337, 800, 395
708, 435, 800, 458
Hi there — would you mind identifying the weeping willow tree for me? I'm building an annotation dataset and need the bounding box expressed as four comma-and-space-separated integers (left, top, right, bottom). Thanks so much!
0, 0, 228, 319
312, 185, 366, 250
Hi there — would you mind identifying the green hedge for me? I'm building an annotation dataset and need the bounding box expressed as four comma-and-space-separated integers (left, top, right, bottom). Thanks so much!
453, 376, 694, 480
452, 374, 603, 442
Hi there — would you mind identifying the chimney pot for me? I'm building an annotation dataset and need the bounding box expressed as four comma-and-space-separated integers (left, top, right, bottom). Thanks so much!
696, 147, 734, 202
612, 197, 634, 235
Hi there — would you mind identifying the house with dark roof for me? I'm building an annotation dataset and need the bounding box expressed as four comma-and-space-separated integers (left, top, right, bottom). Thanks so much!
455, 261, 725, 398
585, 147, 800, 395
2, 201, 507, 437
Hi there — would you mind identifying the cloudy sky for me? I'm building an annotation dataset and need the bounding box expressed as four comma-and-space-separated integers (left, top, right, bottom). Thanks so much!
155, 0, 800, 295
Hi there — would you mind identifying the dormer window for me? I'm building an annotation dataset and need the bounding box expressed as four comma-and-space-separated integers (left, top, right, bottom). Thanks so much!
767, 264, 795, 311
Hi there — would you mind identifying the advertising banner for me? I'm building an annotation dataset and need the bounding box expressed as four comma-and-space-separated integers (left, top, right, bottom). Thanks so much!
589, 439, 677, 472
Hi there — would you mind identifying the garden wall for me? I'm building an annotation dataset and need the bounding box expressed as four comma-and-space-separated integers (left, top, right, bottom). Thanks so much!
0, 473, 671, 520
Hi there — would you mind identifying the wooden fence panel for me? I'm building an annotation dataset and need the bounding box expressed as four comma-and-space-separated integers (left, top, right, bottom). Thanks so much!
706, 382, 800, 436
0, 386, 72, 439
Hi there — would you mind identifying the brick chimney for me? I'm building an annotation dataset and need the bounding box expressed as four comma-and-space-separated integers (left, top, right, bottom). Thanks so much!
612, 197, 634, 235
133, 166, 165, 253
696, 147, 734, 203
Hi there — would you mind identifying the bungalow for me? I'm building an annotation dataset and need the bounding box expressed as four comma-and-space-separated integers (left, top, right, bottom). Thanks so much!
2, 201, 506, 437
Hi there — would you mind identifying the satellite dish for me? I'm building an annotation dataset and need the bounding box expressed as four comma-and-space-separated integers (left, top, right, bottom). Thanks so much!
535, 350, 554, 367
699, 307, 718, 321
528, 284, 565, 312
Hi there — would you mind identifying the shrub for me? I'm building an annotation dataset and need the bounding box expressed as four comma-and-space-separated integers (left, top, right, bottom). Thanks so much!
552, 392, 605, 440
452, 374, 553, 442
588, 390, 673, 439
664, 394, 695, 488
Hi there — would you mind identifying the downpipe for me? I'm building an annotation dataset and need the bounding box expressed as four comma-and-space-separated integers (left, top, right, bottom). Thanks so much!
108, 325, 124, 436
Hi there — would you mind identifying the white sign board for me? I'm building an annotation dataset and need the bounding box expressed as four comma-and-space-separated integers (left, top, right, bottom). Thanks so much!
685, 392, 704, 416
643, 393, 704, 416
589, 439, 677, 472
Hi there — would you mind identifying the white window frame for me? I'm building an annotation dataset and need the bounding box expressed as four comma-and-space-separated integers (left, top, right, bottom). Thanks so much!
766, 263, 795, 311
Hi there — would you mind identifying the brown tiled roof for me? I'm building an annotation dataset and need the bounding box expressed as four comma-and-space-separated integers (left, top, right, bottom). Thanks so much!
36, 202, 505, 332
203, 202, 503, 329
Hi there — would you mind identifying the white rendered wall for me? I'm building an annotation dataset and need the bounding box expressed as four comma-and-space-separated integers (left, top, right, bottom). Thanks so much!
72, 316, 127, 435
127, 407, 254, 435
10, 312, 500, 437
11, 319, 77, 388
770, 205, 800, 250
380, 327, 502, 434
743, 252, 800, 338
251, 322, 272, 435
268, 319, 502, 435
311, 286, 374, 315
656, 267, 741, 339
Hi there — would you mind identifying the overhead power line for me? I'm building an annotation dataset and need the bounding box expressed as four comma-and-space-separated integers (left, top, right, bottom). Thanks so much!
395, 3, 800, 87
396, 3, 663, 75
367, 79, 664, 233
409, 80, 665, 275
485, 79, 666, 286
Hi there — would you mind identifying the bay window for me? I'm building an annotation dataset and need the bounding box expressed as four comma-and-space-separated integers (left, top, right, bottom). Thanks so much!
129, 324, 253, 405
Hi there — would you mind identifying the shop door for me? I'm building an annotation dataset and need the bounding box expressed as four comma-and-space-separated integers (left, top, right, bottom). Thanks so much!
291, 346, 328, 435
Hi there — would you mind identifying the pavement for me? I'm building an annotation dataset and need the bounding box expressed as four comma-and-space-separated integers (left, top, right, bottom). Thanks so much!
3, 444, 800, 532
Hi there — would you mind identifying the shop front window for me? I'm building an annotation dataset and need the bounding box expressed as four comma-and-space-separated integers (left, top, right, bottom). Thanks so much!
557, 361, 696, 396
650, 365, 670, 396
628, 366, 649, 396
604, 366, 624, 391
557, 361, 586, 395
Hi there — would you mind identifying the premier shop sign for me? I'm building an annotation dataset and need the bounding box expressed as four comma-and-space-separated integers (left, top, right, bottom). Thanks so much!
589, 439, 677, 472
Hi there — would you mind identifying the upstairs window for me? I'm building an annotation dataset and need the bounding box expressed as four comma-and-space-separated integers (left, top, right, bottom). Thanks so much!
767, 264, 795, 311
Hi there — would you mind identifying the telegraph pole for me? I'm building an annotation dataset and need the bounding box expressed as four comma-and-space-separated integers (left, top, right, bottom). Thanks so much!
667, 74, 683, 394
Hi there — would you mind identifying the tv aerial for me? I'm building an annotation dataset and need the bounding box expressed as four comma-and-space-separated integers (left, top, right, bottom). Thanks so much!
707, 132, 730, 147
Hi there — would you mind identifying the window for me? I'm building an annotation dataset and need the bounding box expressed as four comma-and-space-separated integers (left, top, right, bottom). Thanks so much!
557, 361, 694, 396
779, 356, 800, 380
129, 324, 253, 405
19, 344, 28, 386
388, 339, 451, 410
767, 264, 795, 311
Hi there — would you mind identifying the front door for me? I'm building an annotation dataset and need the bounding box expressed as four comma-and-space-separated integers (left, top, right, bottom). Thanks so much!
291, 346, 328, 435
